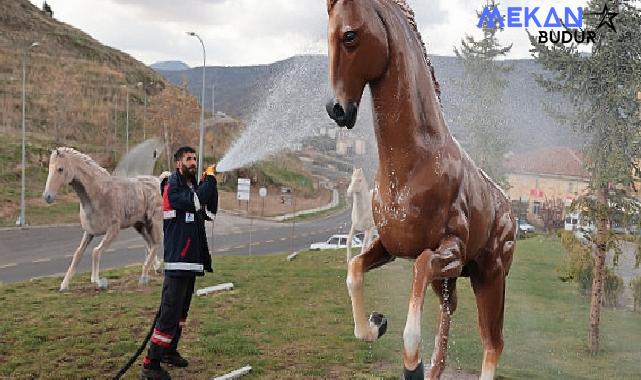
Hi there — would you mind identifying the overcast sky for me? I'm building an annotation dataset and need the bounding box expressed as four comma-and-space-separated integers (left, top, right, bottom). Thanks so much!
32, 0, 587, 67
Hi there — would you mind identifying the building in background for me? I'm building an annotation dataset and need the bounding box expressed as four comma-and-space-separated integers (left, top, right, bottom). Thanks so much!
506, 146, 589, 226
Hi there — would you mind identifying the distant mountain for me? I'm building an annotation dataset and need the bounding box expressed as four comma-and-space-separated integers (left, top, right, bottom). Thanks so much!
155, 54, 579, 153
150, 60, 190, 71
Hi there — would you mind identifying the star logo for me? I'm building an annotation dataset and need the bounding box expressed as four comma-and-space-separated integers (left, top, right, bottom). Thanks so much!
586, 3, 619, 32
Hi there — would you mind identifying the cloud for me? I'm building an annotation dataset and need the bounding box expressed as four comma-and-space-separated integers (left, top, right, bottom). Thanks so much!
33, 0, 588, 66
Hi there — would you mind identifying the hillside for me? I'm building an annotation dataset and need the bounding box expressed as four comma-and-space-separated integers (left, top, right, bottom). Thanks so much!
0, 0, 319, 226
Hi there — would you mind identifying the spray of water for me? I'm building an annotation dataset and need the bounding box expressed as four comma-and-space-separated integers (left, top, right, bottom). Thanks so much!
215, 56, 381, 174
216, 57, 332, 172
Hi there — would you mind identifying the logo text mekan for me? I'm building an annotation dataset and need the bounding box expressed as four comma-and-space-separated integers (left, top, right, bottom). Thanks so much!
478, 6, 597, 44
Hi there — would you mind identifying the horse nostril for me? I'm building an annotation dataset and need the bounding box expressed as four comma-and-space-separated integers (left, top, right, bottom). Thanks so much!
333, 103, 345, 118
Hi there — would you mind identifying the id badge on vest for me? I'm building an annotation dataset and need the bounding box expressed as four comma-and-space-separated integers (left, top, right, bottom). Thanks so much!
185, 212, 195, 223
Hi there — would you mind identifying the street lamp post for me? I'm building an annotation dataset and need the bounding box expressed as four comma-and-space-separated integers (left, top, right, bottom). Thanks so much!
125, 85, 130, 154
187, 31, 206, 175
18, 42, 39, 227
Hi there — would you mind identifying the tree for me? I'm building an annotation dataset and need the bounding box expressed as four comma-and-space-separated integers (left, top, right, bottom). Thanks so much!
453, 0, 513, 186
529, 0, 641, 354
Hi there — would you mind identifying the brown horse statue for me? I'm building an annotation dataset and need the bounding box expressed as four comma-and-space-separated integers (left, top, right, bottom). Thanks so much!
325, 1, 516, 379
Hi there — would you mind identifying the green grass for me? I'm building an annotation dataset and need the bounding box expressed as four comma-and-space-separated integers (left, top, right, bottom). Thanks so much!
0, 237, 640, 379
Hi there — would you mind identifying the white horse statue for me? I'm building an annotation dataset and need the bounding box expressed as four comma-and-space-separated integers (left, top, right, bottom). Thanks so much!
42, 147, 163, 291
346, 168, 376, 263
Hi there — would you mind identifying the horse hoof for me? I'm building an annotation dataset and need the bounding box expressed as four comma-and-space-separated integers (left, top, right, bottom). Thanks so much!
97, 278, 108, 289
403, 361, 424, 380
59, 286, 70, 293
139, 276, 150, 285
369, 312, 388, 338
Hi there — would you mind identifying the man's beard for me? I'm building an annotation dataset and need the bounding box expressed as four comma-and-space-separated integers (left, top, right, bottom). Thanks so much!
182, 166, 197, 178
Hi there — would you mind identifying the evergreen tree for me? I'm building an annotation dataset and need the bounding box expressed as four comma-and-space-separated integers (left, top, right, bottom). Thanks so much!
454, 0, 513, 186
529, 0, 641, 354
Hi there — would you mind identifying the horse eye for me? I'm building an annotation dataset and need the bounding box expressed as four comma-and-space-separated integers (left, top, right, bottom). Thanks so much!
343, 31, 358, 47
58, 167, 64, 173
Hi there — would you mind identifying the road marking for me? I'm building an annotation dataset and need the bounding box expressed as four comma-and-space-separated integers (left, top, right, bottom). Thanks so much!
32, 258, 51, 263
232, 245, 246, 249
127, 244, 145, 250
215, 248, 227, 253
251, 243, 261, 246
0, 263, 17, 269
106, 249, 115, 253
30, 272, 65, 281
265, 240, 275, 243
125, 262, 143, 268
280, 237, 287, 241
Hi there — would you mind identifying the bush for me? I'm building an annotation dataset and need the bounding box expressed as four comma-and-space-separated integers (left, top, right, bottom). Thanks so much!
558, 231, 625, 306
559, 231, 593, 298
631, 277, 641, 312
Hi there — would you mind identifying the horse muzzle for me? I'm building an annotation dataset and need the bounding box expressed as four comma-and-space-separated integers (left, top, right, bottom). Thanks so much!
326, 100, 358, 129
43, 192, 55, 204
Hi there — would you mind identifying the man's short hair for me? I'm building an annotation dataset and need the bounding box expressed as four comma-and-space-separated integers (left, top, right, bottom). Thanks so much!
174, 146, 196, 162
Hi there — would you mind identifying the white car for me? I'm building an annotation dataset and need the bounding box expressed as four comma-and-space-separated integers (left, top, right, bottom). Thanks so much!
516, 219, 536, 234
309, 234, 363, 251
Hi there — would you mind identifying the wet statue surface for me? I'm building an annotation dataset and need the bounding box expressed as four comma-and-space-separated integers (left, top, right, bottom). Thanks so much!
325, 1, 516, 379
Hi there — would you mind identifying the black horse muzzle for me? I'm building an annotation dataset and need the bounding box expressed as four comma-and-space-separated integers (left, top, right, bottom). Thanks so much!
326, 100, 358, 129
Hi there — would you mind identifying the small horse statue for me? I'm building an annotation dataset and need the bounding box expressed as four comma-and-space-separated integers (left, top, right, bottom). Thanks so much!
325, 1, 516, 379
346, 168, 376, 263
42, 148, 163, 291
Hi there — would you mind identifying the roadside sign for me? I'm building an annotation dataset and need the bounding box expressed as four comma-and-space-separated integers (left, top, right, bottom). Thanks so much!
237, 178, 251, 201
259, 187, 267, 197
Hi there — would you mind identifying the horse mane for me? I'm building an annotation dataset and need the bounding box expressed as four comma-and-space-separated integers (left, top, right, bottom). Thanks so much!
56, 147, 110, 176
386, 1, 509, 198
385, 0, 441, 100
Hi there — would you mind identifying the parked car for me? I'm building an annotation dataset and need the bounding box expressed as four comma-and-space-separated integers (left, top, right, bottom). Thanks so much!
309, 234, 363, 251
516, 218, 536, 234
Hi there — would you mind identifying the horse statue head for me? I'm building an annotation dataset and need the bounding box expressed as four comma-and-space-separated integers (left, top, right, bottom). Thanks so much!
325, 0, 390, 129
347, 167, 367, 197
43, 148, 76, 204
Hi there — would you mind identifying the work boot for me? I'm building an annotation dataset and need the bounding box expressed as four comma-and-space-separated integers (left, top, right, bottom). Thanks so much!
140, 365, 171, 380
161, 350, 189, 367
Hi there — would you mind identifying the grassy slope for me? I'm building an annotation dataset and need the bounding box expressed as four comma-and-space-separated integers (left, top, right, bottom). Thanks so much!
0, 237, 639, 379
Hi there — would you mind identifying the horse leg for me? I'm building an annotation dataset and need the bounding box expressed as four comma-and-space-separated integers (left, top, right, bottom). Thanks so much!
401, 251, 432, 379
347, 238, 394, 341
428, 278, 458, 379
347, 223, 355, 263
91, 226, 119, 284
137, 224, 153, 285
60, 231, 94, 291
471, 265, 506, 380
140, 221, 162, 284
360, 228, 372, 256
403, 237, 464, 380
150, 220, 163, 273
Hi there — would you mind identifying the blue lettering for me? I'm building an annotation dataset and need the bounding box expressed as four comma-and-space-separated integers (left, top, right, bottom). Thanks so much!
507, 7, 522, 27
544, 8, 562, 27
524, 7, 541, 27
477, 6, 504, 28
565, 7, 583, 27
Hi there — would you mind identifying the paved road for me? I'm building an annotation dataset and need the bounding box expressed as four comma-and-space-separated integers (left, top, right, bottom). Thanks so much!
0, 209, 351, 284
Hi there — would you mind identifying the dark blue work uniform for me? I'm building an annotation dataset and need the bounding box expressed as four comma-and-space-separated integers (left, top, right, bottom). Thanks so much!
146, 170, 218, 363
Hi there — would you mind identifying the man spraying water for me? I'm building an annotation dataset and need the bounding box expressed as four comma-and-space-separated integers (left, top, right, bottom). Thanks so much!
141, 146, 218, 380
